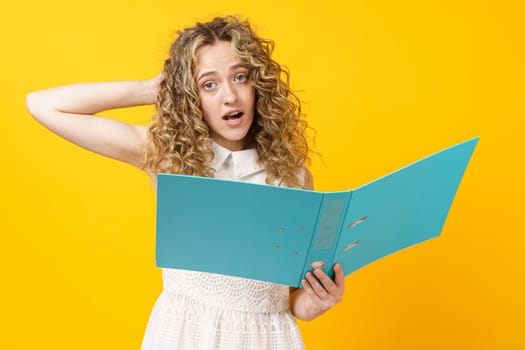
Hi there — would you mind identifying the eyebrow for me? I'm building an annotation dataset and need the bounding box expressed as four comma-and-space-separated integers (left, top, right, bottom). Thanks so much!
197, 63, 249, 82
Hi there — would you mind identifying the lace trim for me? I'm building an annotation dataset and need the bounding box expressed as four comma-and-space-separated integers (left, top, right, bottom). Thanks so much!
152, 293, 296, 332
162, 268, 290, 313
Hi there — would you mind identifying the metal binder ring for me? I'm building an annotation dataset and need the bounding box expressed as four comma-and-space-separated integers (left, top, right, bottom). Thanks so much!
348, 216, 368, 228
342, 240, 360, 252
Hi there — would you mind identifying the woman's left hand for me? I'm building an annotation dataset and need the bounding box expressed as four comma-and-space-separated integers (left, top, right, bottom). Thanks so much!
290, 263, 345, 321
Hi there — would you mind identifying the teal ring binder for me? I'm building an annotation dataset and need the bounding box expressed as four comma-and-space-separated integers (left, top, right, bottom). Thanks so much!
156, 137, 479, 287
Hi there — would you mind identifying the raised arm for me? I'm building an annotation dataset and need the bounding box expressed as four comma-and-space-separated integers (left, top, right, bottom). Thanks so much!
25, 74, 163, 168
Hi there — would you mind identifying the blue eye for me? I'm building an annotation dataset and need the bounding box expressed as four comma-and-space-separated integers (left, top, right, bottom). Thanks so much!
235, 73, 248, 83
203, 81, 216, 90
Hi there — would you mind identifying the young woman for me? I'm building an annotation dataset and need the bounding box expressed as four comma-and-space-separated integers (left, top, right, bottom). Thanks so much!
26, 16, 345, 349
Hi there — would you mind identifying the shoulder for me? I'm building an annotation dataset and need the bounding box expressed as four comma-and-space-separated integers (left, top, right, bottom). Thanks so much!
302, 168, 314, 190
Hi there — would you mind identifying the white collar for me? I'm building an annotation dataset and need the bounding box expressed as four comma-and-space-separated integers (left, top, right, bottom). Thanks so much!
211, 142, 264, 178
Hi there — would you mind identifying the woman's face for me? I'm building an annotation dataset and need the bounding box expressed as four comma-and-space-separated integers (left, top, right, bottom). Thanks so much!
195, 40, 256, 151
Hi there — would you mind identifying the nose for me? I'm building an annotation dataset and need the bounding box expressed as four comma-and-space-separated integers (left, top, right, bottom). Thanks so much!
222, 82, 238, 104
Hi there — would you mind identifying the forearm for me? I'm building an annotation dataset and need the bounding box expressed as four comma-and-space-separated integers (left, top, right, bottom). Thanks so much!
25, 78, 162, 166
26, 80, 155, 117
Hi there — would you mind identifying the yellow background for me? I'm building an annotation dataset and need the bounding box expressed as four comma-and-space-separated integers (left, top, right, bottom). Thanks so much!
2, 0, 524, 349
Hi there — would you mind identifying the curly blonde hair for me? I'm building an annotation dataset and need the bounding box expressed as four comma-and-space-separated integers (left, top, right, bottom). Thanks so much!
144, 16, 310, 187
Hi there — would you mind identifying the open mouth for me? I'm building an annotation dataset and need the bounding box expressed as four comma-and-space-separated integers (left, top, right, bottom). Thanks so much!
223, 111, 243, 121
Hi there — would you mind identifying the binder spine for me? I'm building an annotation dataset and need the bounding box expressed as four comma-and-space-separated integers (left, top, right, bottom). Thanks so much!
300, 192, 351, 284
326, 191, 355, 279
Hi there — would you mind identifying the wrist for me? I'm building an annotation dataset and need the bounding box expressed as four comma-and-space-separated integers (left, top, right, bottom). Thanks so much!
290, 288, 326, 321
141, 73, 164, 105
140, 79, 157, 105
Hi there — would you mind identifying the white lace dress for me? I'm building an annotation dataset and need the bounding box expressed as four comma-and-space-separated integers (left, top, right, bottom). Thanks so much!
141, 143, 305, 350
